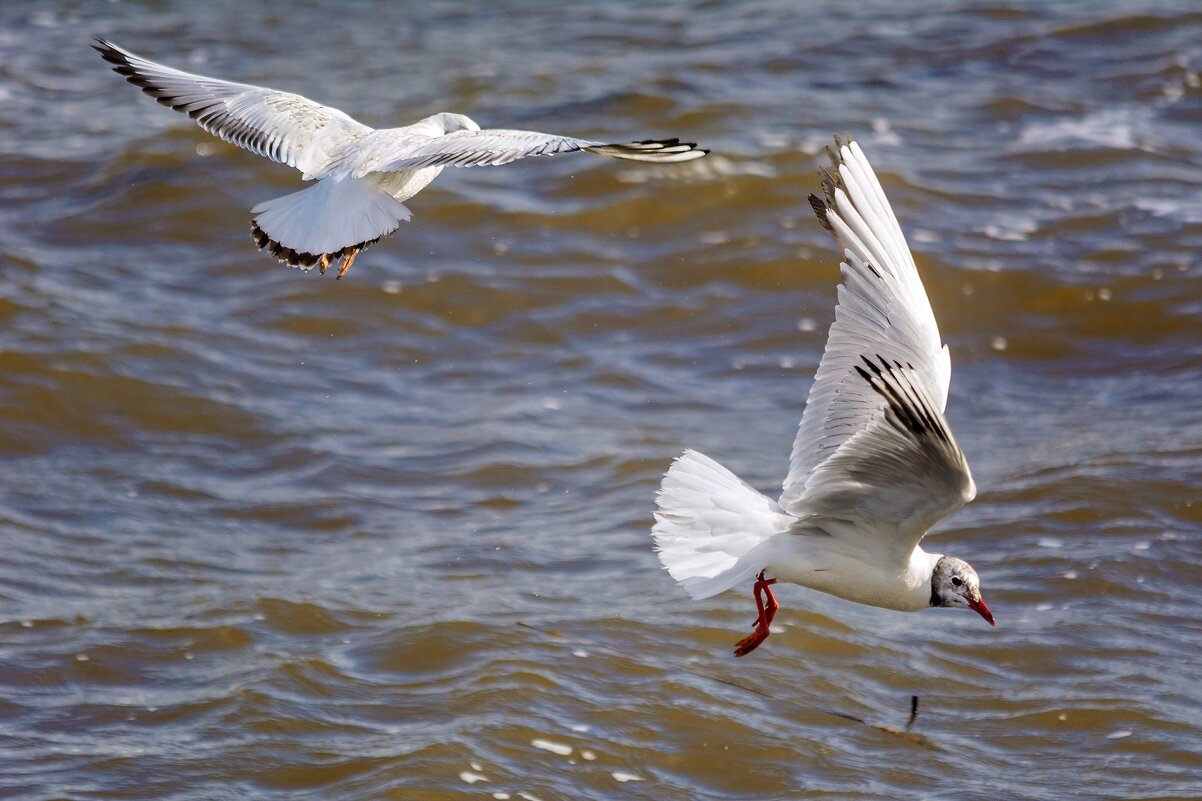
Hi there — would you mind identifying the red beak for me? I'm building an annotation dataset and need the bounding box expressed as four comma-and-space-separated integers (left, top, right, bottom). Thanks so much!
967, 596, 995, 626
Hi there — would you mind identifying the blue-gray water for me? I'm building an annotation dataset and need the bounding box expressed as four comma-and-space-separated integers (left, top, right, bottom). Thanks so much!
2, 1, 1201, 798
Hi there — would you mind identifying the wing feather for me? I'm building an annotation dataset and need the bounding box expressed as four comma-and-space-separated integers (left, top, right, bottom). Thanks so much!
359, 130, 706, 175
94, 39, 370, 178
781, 138, 972, 560
799, 356, 975, 562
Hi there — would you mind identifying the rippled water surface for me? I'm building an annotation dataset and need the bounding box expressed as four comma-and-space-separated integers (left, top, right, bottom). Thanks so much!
3, 1, 1202, 798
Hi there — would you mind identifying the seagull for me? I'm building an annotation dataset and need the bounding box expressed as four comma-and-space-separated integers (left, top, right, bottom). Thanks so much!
93, 39, 707, 278
652, 137, 993, 657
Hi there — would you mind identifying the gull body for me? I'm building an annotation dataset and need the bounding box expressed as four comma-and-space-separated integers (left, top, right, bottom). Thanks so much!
652, 138, 993, 656
94, 39, 706, 278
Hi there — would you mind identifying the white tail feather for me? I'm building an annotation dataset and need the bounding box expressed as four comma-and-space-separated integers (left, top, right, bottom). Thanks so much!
250, 176, 412, 265
652, 450, 793, 599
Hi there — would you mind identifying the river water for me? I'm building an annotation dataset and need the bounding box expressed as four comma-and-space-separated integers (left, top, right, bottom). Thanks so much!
2, 1, 1201, 799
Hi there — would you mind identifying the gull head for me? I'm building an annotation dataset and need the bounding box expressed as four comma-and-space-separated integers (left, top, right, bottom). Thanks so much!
931, 556, 994, 626
431, 112, 481, 134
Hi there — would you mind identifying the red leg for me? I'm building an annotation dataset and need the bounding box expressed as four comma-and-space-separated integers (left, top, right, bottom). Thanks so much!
760, 574, 779, 627
733, 570, 779, 657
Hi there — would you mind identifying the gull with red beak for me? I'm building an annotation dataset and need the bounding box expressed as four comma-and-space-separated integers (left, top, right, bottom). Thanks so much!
653, 137, 994, 656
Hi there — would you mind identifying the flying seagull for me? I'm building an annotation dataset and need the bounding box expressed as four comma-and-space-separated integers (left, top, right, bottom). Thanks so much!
652, 137, 992, 657
94, 39, 707, 278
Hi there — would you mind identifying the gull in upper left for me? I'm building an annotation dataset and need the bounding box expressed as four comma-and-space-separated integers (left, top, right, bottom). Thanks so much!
94, 39, 708, 278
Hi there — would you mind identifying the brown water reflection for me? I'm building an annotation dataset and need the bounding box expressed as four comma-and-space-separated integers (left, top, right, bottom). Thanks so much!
2, 1, 1202, 799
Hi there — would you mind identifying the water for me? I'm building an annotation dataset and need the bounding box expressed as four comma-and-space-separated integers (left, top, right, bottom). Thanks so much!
2, 1, 1202, 798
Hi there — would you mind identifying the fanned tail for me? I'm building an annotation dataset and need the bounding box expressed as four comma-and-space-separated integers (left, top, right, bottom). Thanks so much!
652, 450, 793, 599
249, 176, 411, 270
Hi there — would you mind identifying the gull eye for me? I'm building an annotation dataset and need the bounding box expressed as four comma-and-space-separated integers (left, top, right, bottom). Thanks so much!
951, 576, 963, 587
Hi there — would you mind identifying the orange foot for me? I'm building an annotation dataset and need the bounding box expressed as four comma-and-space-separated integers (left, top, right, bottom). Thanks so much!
336, 247, 361, 279
733, 570, 778, 657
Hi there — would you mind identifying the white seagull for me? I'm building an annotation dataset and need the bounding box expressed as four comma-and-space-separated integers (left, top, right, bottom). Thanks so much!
94, 39, 707, 278
653, 137, 993, 657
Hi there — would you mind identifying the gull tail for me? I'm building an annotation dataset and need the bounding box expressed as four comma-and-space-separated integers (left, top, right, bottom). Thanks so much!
585, 138, 708, 163
250, 176, 412, 270
652, 450, 794, 599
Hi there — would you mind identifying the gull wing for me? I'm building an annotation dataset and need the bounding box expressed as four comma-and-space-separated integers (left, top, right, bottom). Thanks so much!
94, 39, 370, 179
358, 129, 706, 175
780, 139, 973, 562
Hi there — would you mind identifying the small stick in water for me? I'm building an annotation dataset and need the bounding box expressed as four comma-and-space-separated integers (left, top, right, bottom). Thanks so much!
906, 695, 920, 731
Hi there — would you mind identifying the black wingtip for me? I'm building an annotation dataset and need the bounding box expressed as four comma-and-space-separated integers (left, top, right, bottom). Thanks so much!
93, 37, 135, 73
92, 37, 121, 60
591, 138, 708, 162
808, 193, 831, 230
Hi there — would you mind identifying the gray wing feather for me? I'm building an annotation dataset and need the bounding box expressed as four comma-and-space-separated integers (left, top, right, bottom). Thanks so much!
360, 130, 706, 175
782, 139, 971, 559
94, 39, 370, 178
799, 355, 975, 562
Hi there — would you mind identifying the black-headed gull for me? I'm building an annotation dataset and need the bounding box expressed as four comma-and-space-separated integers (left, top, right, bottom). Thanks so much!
653, 137, 992, 657
94, 39, 707, 278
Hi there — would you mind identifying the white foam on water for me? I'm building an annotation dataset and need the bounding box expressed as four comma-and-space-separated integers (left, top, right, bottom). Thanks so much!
981, 217, 1037, 241
871, 117, 901, 146
1133, 198, 1202, 223
531, 738, 572, 756
1018, 108, 1145, 151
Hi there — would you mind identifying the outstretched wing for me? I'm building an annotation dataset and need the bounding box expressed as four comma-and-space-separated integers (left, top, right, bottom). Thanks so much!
781, 138, 973, 562
359, 129, 706, 174
94, 39, 370, 178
